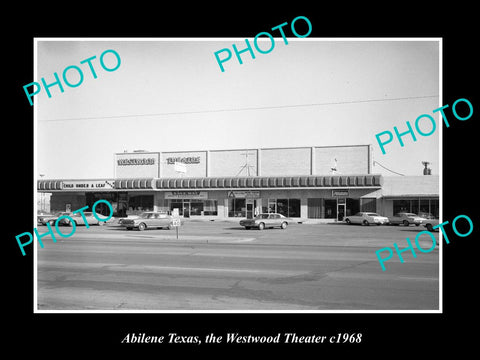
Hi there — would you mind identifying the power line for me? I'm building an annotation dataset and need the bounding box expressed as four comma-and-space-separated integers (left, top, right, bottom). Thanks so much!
38, 95, 439, 122
373, 161, 405, 176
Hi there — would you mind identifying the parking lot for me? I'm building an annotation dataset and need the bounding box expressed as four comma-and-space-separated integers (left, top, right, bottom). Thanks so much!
36, 220, 439, 311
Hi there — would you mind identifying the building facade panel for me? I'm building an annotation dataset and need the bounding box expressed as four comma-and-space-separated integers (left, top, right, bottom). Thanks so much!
160, 151, 207, 178
314, 145, 370, 175
209, 149, 258, 177
260, 147, 311, 176
114, 152, 160, 178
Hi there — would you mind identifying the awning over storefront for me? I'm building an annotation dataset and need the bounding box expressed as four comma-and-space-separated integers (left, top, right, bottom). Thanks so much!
114, 178, 155, 190
38, 175, 382, 191
37, 180, 62, 191
154, 174, 382, 190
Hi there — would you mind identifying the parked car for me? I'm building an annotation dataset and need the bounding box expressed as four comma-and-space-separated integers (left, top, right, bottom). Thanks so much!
344, 212, 389, 226
421, 218, 440, 232
121, 211, 181, 230
60, 211, 104, 226
118, 216, 139, 225
239, 213, 289, 230
388, 212, 427, 226
418, 212, 436, 220
37, 213, 52, 225
38, 212, 72, 226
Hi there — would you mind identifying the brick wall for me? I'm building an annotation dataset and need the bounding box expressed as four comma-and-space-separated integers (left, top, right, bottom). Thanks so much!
209, 149, 258, 177
260, 147, 311, 176
314, 145, 369, 175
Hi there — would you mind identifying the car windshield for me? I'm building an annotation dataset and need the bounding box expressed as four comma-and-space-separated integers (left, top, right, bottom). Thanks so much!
405, 213, 417, 216
366, 213, 380, 216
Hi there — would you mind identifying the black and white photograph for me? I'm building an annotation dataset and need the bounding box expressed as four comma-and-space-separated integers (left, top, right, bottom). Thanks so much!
34, 38, 441, 312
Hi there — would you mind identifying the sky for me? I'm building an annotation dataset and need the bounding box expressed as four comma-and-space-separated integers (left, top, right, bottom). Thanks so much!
35, 38, 440, 179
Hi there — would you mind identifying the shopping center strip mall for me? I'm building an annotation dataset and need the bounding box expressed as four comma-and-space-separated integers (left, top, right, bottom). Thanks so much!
37, 145, 439, 222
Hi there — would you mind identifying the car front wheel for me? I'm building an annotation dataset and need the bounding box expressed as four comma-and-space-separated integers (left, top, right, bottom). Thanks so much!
258, 222, 265, 230
138, 223, 146, 231
403, 220, 409, 226
362, 220, 369, 226
345, 219, 351, 224
281, 222, 287, 229
426, 224, 433, 232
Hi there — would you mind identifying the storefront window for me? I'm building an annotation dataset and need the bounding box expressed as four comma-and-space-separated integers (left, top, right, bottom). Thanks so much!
169, 199, 218, 216
86, 192, 129, 217
287, 199, 300, 217
430, 199, 439, 218
170, 201, 183, 215
346, 198, 360, 217
307, 198, 322, 219
411, 200, 419, 215
393, 200, 411, 214
128, 195, 154, 213
361, 198, 376, 213
324, 199, 337, 219
228, 198, 245, 217
203, 200, 218, 216
393, 198, 439, 217
276, 199, 288, 216
263, 198, 301, 217
419, 199, 430, 217
190, 201, 204, 216
268, 199, 276, 213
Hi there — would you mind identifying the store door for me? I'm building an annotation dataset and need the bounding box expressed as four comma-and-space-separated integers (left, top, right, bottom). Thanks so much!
246, 199, 255, 219
337, 198, 346, 221
183, 200, 190, 218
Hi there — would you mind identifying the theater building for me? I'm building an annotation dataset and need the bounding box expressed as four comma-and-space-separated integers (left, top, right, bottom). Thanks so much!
37, 144, 439, 221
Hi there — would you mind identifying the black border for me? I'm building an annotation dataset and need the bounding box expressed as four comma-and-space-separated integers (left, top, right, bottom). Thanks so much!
8, 4, 478, 355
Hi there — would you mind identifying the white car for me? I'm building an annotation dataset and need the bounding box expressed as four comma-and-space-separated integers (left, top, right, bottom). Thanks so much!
421, 218, 440, 232
60, 211, 104, 226
344, 212, 389, 226
388, 212, 427, 226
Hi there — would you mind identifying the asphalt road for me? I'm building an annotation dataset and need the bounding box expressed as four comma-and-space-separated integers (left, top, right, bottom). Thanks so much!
36, 221, 440, 311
